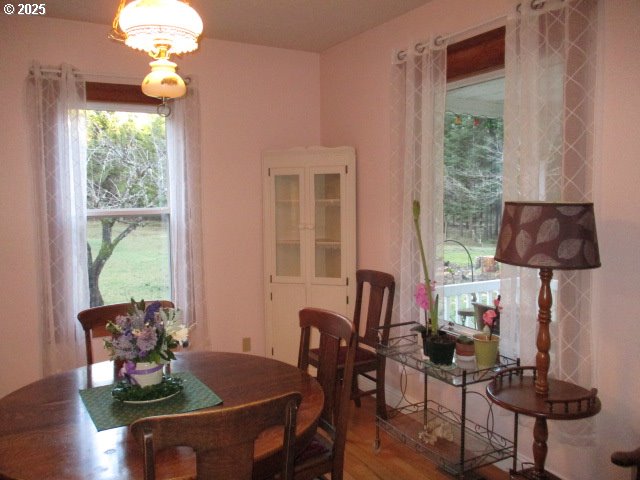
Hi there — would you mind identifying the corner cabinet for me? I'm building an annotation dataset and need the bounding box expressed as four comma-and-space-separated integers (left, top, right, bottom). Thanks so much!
263, 146, 356, 366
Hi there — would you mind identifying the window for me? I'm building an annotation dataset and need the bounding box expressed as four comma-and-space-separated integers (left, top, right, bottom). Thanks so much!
84, 83, 171, 307
85, 106, 172, 307
30, 70, 207, 371
441, 29, 505, 327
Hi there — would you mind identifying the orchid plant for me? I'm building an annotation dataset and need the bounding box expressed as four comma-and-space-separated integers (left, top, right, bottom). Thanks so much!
482, 295, 502, 341
104, 299, 189, 366
412, 200, 439, 337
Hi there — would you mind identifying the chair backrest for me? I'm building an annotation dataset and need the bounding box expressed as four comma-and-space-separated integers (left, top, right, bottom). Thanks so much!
297, 307, 356, 471
353, 270, 395, 349
130, 391, 302, 480
77, 300, 174, 365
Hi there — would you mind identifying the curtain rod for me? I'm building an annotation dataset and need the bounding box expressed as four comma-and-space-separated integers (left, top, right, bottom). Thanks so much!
29, 66, 141, 85
419, 13, 505, 54
396, 0, 563, 60
29, 66, 193, 86
396, 12, 506, 61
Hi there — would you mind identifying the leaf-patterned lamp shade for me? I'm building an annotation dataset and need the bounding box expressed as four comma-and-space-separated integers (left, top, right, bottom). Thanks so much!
495, 201, 601, 270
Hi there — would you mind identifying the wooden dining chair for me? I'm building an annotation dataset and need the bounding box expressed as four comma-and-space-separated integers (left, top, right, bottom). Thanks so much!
77, 300, 174, 365
308, 270, 395, 419
130, 391, 302, 480
611, 447, 640, 480
295, 307, 356, 480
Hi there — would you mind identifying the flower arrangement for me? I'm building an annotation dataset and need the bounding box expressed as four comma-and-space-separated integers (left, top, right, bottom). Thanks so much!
104, 299, 189, 365
412, 200, 439, 336
482, 295, 502, 340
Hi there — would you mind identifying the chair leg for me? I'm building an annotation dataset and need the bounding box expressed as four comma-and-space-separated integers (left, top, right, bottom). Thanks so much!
376, 357, 387, 420
351, 373, 361, 408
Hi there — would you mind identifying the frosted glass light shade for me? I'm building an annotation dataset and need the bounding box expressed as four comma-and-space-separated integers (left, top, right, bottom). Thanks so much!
118, 0, 203, 56
141, 59, 186, 99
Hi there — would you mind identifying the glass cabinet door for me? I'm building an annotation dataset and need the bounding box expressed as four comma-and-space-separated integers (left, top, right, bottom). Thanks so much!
273, 172, 303, 279
311, 169, 344, 282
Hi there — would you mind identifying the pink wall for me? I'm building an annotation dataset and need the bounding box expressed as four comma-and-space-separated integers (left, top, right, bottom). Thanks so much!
0, 16, 320, 394
1, 1, 639, 478
319, 0, 640, 478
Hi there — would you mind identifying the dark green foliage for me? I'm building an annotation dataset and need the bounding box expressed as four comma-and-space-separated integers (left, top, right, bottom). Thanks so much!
444, 112, 503, 244
111, 375, 183, 402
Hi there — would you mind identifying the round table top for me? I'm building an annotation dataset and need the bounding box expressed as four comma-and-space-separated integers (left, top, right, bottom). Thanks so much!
0, 351, 324, 480
486, 375, 601, 421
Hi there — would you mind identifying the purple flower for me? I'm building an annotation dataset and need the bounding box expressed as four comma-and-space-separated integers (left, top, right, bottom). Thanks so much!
103, 299, 188, 363
144, 302, 162, 322
136, 326, 158, 355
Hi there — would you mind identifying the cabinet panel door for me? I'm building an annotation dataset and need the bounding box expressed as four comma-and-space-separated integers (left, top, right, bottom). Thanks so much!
268, 168, 306, 283
308, 284, 349, 317
268, 283, 307, 366
309, 167, 348, 285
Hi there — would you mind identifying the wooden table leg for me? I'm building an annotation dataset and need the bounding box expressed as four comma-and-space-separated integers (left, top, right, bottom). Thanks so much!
533, 417, 549, 476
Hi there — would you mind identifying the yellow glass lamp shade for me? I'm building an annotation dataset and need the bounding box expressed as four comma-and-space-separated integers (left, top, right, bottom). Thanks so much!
118, 0, 203, 57
142, 58, 186, 99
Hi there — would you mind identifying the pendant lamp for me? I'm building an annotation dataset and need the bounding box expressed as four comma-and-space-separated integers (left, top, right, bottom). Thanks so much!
111, 0, 203, 100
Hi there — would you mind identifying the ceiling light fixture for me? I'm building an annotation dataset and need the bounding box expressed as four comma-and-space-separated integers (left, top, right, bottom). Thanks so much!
111, 0, 203, 103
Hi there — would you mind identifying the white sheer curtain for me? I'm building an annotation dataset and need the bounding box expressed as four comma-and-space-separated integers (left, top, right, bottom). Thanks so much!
166, 79, 211, 351
501, 0, 599, 443
28, 63, 89, 374
390, 40, 447, 329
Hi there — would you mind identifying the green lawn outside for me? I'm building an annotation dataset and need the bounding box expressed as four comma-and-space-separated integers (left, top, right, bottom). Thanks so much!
444, 244, 496, 267
87, 219, 171, 305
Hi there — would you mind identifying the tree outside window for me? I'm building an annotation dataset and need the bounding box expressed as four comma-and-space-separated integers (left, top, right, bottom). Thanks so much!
86, 109, 172, 306
443, 78, 504, 287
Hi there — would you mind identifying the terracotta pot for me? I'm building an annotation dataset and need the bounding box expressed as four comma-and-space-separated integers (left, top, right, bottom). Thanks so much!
455, 341, 475, 358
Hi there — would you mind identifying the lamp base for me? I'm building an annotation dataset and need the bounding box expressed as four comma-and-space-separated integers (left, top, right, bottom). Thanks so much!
511, 466, 562, 479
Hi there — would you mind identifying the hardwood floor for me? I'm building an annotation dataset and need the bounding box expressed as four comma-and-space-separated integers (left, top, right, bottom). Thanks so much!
342, 396, 510, 480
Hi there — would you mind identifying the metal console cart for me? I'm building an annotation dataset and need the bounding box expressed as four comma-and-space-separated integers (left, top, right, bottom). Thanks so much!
375, 324, 519, 479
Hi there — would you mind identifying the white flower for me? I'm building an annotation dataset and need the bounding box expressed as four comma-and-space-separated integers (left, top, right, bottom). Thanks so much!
172, 327, 189, 343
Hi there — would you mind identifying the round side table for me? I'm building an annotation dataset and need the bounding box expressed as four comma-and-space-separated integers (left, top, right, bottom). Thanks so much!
486, 367, 601, 479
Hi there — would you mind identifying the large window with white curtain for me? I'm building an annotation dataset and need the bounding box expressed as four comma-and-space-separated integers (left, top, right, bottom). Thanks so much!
29, 68, 210, 373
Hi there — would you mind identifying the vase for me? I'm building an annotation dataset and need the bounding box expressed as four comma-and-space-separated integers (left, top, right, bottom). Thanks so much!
425, 333, 456, 366
473, 334, 499, 368
128, 361, 165, 387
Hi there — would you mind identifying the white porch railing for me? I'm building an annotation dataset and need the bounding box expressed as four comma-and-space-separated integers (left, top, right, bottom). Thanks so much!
442, 279, 500, 328
441, 278, 559, 329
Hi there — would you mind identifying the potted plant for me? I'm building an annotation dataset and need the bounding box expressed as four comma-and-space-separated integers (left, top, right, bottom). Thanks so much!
455, 335, 475, 359
104, 299, 189, 387
473, 295, 501, 368
410, 200, 455, 365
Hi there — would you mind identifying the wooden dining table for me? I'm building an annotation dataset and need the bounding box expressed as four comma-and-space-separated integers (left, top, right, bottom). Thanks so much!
0, 351, 324, 480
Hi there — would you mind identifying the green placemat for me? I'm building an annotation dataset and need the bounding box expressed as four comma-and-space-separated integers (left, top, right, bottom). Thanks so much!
79, 372, 223, 431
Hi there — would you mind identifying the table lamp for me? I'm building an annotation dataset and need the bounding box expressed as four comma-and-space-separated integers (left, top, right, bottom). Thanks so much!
494, 201, 601, 395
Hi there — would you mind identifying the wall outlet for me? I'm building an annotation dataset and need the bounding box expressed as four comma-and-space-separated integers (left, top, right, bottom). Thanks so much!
242, 337, 251, 352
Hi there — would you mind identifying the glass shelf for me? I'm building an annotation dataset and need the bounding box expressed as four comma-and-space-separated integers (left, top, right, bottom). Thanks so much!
376, 325, 518, 478
377, 333, 518, 387
378, 399, 514, 476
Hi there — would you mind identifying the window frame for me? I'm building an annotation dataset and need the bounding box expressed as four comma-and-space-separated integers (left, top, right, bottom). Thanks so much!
442, 27, 506, 328
446, 26, 505, 82
85, 92, 174, 303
